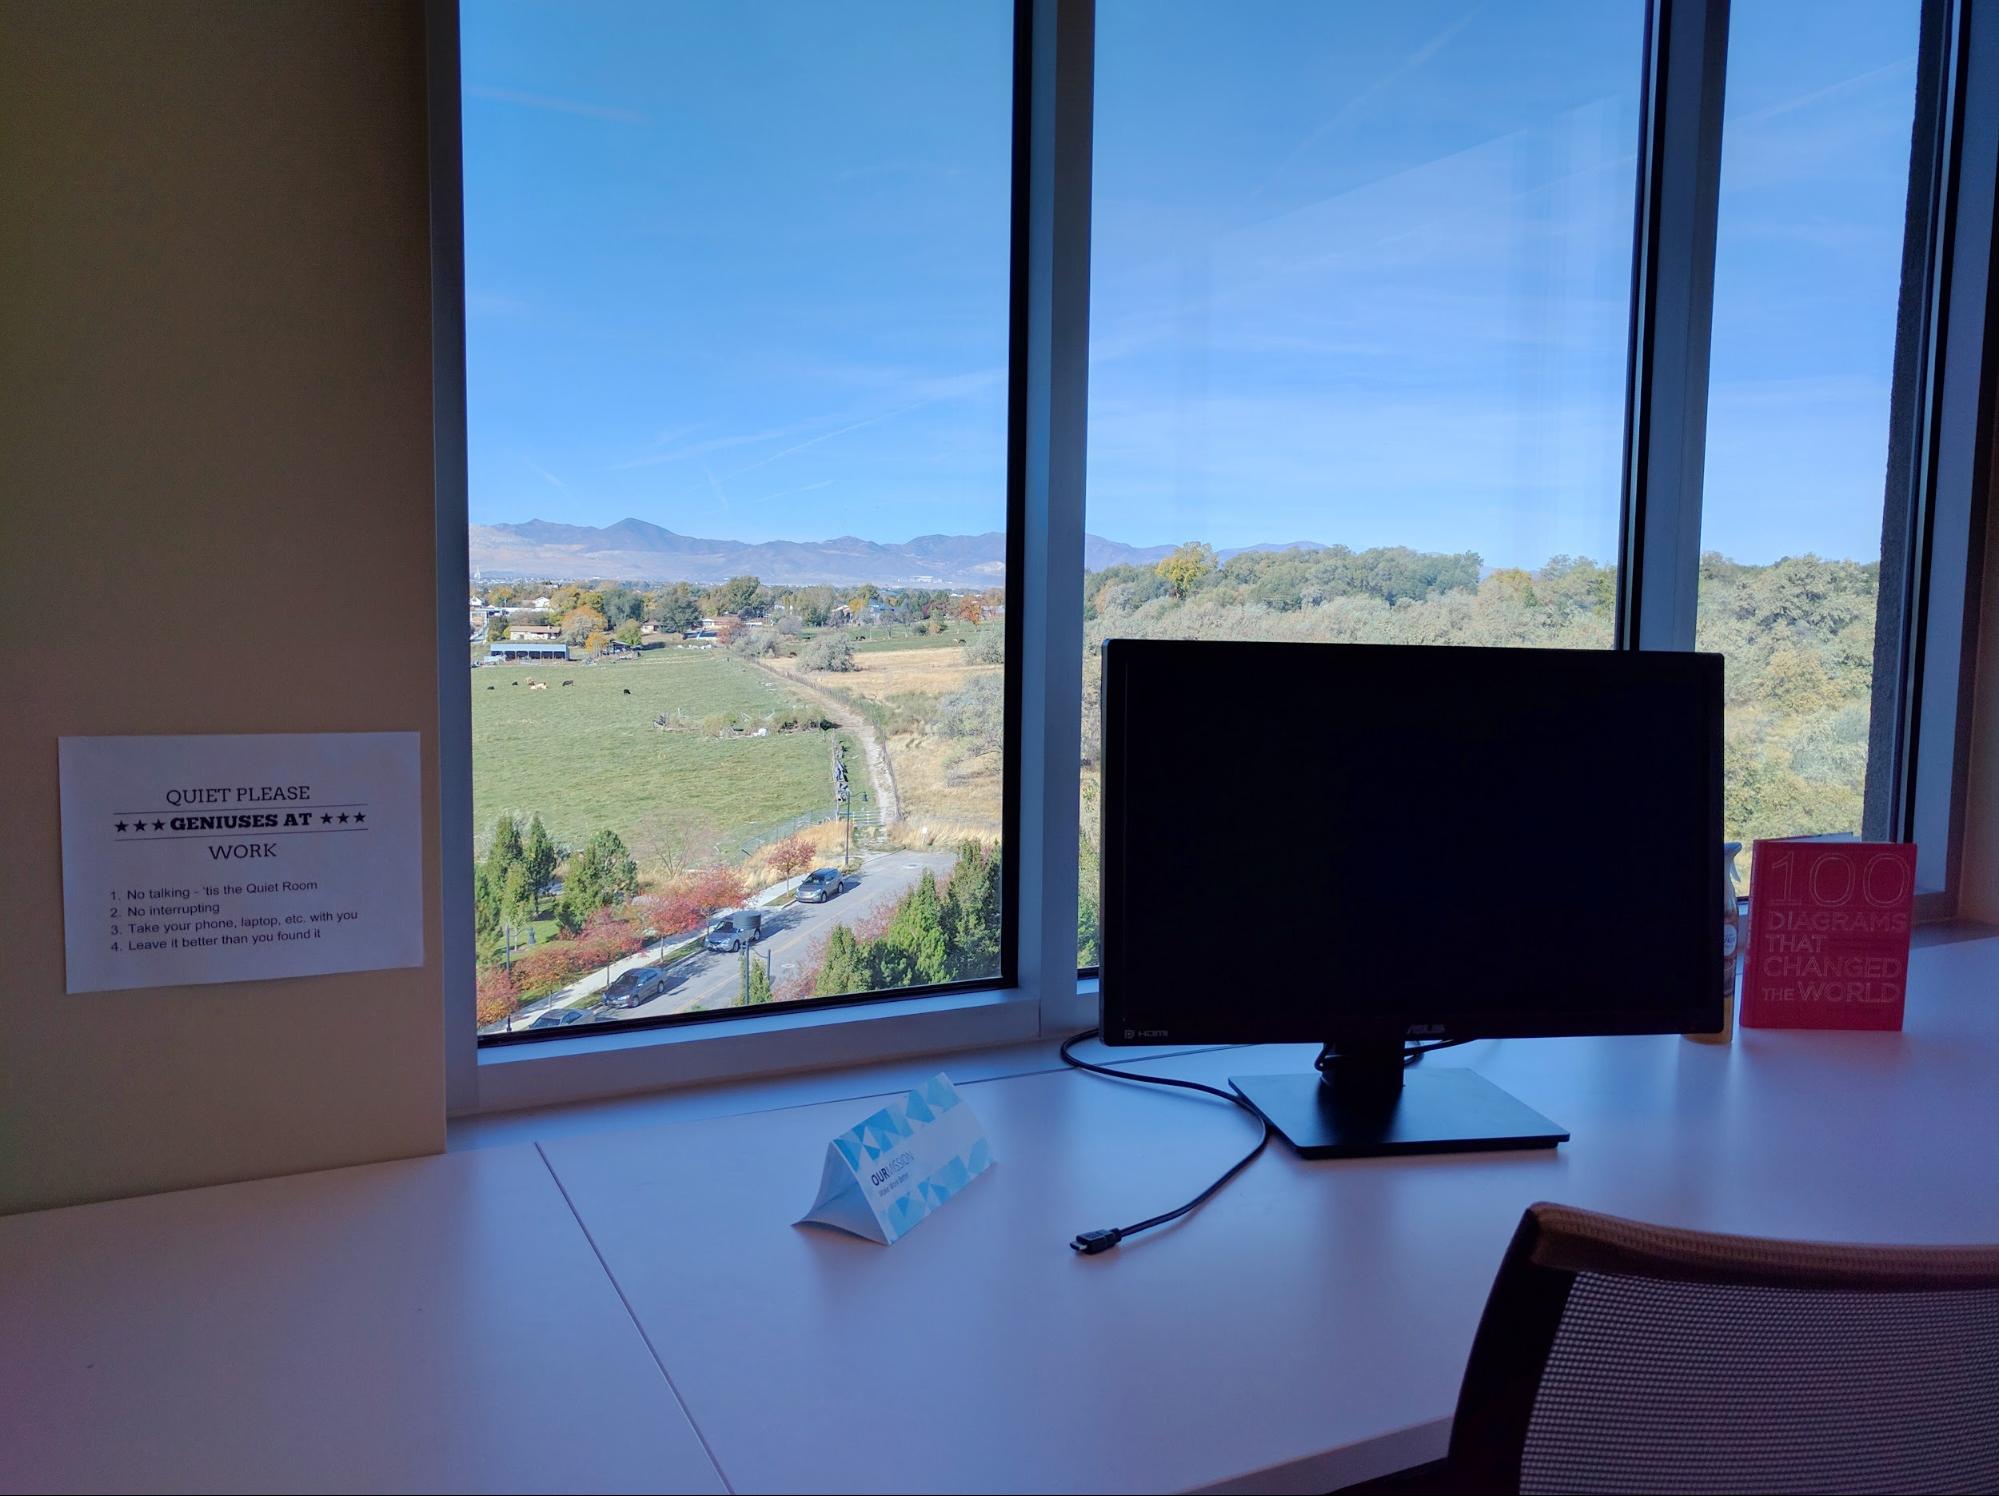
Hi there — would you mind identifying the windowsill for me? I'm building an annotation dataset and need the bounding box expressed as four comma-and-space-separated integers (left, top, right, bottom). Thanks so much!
466, 982, 1070, 1117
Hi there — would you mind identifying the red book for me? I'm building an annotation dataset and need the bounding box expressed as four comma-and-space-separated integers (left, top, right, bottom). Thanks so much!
1739, 839, 1916, 1031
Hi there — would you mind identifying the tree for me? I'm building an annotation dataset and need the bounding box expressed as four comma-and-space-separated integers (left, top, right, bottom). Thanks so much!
646, 582, 703, 635
767, 833, 814, 880
500, 861, 533, 929
475, 965, 522, 1027
485, 613, 509, 642
715, 575, 768, 618
485, 813, 523, 884
943, 840, 1000, 980
815, 925, 873, 996
584, 629, 611, 656
1156, 541, 1218, 599
613, 619, 644, 648
742, 955, 773, 1006
561, 605, 607, 645
679, 865, 747, 914
874, 871, 951, 988
568, 827, 638, 909
522, 815, 557, 912
597, 585, 644, 627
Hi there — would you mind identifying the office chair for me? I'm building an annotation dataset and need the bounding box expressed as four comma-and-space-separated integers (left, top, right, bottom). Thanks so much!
1446, 1202, 1999, 1495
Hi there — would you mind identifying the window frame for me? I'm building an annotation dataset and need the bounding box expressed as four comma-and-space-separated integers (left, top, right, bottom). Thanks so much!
436, 0, 1992, 1117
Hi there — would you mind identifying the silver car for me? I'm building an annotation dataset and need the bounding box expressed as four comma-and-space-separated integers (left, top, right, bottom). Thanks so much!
703, 910, 766, 953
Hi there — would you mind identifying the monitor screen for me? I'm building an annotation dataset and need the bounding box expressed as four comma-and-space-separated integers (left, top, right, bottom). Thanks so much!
1098, 640, 1723, 1046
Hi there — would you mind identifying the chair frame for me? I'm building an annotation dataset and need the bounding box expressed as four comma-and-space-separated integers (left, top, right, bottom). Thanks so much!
1446, 1201, 1999, 1495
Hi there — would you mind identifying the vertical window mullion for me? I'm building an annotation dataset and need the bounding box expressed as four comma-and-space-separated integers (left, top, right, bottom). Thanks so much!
1883, 0, 1999, 901
1015, 0, 1094, 1033
1619, 0, 1730, 653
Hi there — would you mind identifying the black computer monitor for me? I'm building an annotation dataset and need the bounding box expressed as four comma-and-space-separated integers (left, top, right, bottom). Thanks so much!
1098, 638, 1723, 1158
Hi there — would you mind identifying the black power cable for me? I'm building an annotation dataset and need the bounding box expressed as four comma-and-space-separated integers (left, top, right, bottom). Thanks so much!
1060, 1031, 1478, 1255
1059, 1028, 1273, 1255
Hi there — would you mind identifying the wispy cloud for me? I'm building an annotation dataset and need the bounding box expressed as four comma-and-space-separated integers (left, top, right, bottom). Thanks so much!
524, 460, 566, 490
701, 465, 732, 512
464, 84, 648, 126
608, 418, 827, 472
1738, 55, 1918, 129
734, 403, 928, 475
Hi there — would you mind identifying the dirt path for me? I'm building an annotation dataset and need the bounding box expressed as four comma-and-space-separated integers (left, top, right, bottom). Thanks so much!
744, 654, 900, 826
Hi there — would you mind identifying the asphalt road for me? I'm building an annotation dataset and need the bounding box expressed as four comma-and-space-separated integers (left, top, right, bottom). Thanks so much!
609, 848, 959, 1021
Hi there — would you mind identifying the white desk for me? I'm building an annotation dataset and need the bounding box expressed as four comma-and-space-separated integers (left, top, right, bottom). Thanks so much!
0, 1145, 724, 1494
4, 930, 1996, 1494
542, 929, 1999, 1494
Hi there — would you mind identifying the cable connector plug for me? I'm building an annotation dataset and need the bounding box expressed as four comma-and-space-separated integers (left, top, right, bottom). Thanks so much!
1070, 1227, 1124, 1255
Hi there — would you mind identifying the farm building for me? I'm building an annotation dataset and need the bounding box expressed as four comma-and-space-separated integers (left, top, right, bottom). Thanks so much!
506, 624, 561, 642
488, 640, 569, 662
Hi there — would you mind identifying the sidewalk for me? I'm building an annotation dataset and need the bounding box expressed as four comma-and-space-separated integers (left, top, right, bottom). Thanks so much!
481, 869, 816, 1035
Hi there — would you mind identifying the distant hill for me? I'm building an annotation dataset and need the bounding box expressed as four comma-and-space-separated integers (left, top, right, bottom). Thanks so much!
469, 517, 1325, 587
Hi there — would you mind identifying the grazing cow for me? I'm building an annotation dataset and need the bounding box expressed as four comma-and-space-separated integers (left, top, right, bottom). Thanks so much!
622, 688, 632, 695
485, 684, 494, 690
561, 679, 574, 687
528, 680, 548, 691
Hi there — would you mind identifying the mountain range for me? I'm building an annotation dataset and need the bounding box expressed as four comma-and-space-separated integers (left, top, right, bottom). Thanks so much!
469, 517, 1326, 588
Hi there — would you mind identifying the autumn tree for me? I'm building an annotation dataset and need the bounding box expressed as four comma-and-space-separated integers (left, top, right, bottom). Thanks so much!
1156, 541, 1219, 599
742, 956, 773, 1006
561, 605, 607, 645
613, 619, 644, 648
475, 965, 522, 1027
767, 833, 814, 881
485, 613, 509, 641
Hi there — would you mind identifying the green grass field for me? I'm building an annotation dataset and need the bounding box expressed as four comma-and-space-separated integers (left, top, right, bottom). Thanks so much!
842, 625, 983, 654
470, 648, 841, 866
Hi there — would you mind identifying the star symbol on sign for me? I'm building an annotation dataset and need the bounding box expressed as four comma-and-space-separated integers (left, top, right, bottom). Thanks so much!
115, 821, 128, 832
152, 820, 165, 831
337, 813, 350, 823
353, 812, 366, 823
321, 814, 333, 824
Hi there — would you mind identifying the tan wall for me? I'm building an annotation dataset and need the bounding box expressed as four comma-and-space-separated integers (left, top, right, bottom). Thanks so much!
0, 1, 444, 1211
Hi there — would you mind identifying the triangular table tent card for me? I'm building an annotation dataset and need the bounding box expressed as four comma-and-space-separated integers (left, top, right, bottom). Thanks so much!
797, 1073, 994, 1244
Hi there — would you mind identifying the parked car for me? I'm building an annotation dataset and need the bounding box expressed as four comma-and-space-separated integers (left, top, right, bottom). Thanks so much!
796, 867, 846, 904
703, 910, 766, 953
526, 1007, 590, 1030
599, 967, 669, 1010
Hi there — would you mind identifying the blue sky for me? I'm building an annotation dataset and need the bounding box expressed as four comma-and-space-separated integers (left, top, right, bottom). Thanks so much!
462, 0, 1919, 570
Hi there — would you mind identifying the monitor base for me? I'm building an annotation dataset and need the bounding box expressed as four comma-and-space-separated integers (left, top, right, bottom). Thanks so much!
1229, 1067, 1569, 1159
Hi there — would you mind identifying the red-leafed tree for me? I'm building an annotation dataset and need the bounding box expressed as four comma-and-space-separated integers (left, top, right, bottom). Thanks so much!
766, 833, 814, 880
680, 866, 749, 914
476, 965, 522, 1026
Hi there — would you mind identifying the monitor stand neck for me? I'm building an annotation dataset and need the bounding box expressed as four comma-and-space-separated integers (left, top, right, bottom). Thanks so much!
1315, 1039, 1406, 1098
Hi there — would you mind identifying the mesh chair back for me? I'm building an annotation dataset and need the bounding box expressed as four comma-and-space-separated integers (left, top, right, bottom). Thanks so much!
1447, 1202, 1999, 1495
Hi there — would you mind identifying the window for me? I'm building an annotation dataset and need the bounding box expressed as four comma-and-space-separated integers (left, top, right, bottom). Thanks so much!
1078, 1, 1646, 961
1695, 0, 1923, 859
439, 0, 1994, 1106
460, 1, 1016, 1040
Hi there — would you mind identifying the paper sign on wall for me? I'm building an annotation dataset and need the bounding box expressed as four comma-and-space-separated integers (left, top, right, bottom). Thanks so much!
58, 733, 424, 993
797, 1073, 994, 1244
